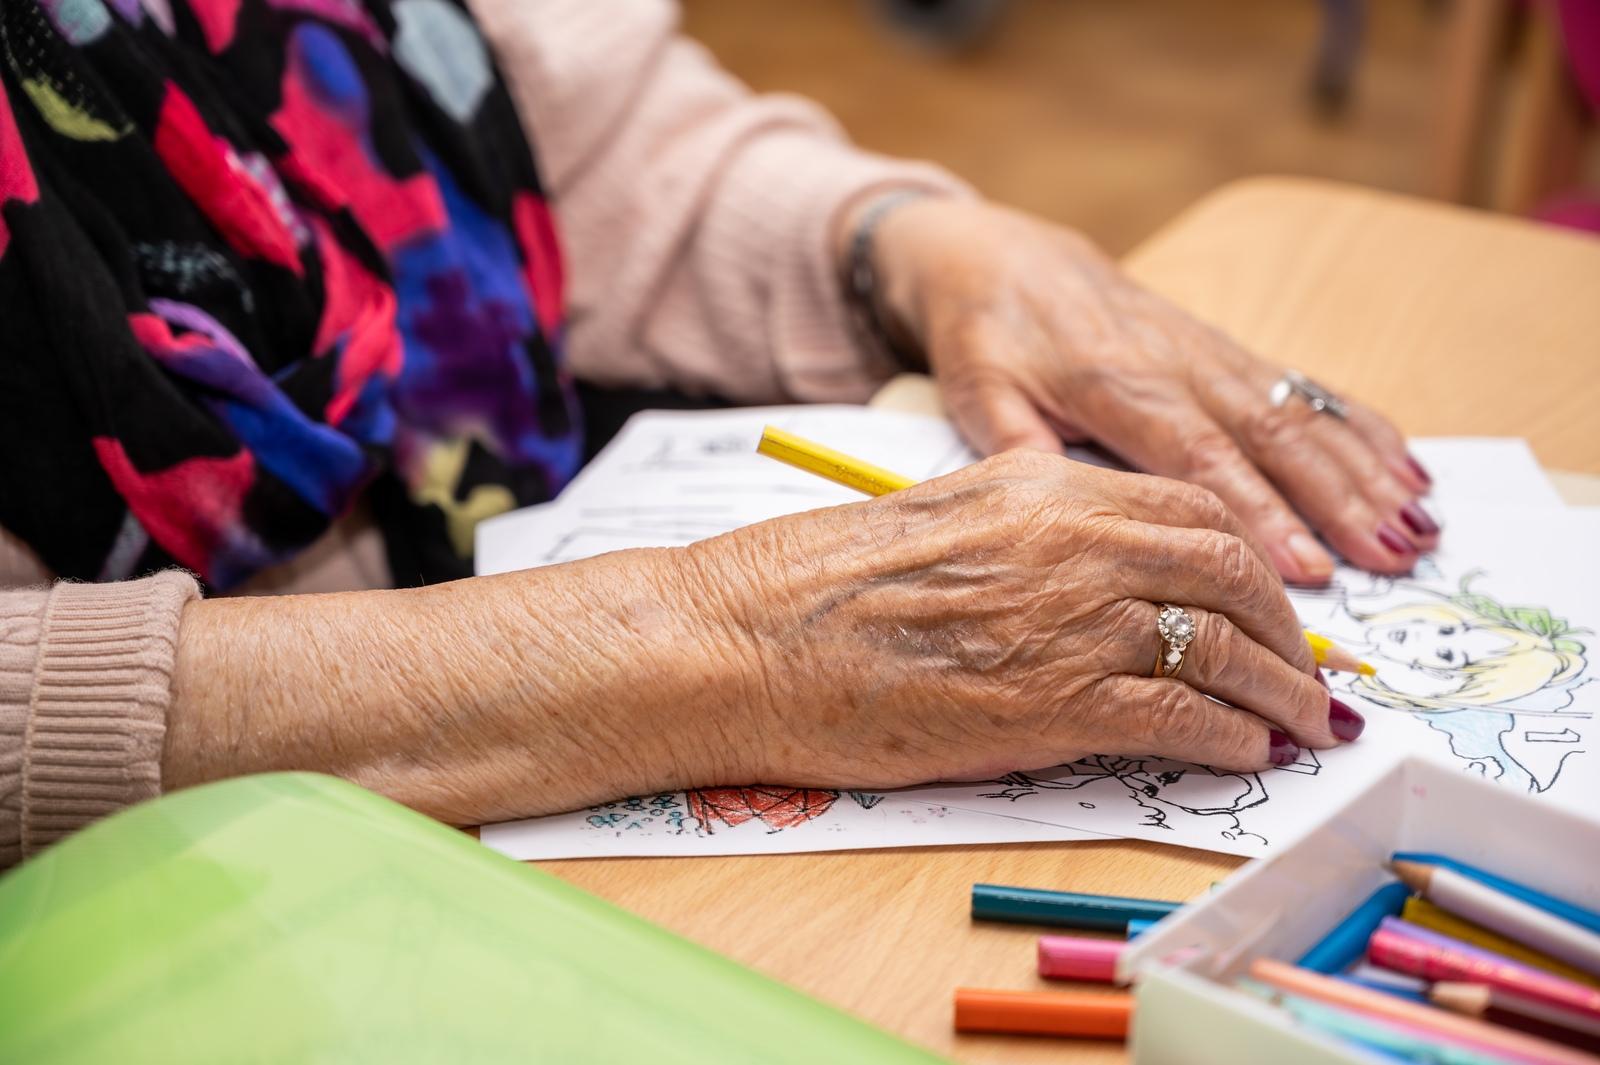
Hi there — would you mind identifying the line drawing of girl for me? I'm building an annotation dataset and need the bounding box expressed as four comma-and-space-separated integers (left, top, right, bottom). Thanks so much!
1304, 571, 1591, 795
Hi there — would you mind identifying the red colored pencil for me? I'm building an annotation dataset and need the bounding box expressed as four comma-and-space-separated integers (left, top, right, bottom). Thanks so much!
1369, 925, 1600, 1021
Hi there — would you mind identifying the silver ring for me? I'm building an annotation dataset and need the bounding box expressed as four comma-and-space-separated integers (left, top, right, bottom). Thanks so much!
1269, 369, 1348, 420
1154, 603, 1196, 679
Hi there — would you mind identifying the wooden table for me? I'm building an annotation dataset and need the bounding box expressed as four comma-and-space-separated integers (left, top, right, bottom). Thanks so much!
539, 178, 1600, 1064
1121, 178, 1600, 476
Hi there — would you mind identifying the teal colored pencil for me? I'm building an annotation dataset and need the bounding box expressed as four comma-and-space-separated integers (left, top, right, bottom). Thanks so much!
970, 883, 1179, 930
1283, 995, 1522, 1064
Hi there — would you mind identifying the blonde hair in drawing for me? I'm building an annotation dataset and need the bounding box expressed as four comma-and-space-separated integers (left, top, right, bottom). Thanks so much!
1350, 575, 1589, 713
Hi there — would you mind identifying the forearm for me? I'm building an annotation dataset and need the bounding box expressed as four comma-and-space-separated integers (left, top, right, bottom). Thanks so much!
165, 549, 750, 825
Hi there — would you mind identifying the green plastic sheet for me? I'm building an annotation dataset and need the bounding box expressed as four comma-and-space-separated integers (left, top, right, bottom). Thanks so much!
0, 773, 947, 1063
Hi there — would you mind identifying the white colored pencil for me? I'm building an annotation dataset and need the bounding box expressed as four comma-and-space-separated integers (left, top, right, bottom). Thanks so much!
1393, 861, 1600, 977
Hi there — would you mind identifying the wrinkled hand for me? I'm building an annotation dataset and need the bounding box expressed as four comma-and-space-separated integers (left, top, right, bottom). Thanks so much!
870, 198, 1439, 584
689, 451, 1362, 789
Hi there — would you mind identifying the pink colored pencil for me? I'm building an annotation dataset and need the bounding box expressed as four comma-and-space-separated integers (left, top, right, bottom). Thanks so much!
1248, 958, 1599, 1065
1369, 923, 1600, 1021
1037, 935, 1125, 983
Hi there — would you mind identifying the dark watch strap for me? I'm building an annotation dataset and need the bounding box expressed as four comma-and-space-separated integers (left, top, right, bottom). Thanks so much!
844, 189, 930, 371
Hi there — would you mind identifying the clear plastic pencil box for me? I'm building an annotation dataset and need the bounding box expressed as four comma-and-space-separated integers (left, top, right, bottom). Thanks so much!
1120, 755, 1600, 1064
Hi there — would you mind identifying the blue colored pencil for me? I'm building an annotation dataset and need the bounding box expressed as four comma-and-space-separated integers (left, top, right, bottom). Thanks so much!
1392, 852, 1600, 937
1125, 917, 1159, 939
1335, 975, 1430, 1003
1296, 881, 1412, 973
970, 883, 1180, 930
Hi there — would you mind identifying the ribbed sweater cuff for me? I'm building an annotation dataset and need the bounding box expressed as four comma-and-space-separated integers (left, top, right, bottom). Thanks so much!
20, 572, 199, 860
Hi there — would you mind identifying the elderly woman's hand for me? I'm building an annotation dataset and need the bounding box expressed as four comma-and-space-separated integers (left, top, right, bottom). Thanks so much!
166, 451, 1362, 827
868, 198, 1439, 586
691, 450, 1360, 789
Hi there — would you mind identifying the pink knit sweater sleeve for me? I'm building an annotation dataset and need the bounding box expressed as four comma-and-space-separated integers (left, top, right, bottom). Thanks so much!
0, 573, 197, 868
468, 0, 974, 402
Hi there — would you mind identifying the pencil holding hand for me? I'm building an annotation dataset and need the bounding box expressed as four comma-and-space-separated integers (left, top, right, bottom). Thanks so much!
757, 425, 1372, 679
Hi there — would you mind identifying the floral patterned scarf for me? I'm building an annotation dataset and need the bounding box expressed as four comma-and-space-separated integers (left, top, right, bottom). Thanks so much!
0, 0, 579, 589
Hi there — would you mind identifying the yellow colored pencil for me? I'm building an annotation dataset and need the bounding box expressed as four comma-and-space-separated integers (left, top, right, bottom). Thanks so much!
757, 424, 1371, 675
1402, 897, 1600, 990
1304, 629, 1377, 676
756, 425, 916, 497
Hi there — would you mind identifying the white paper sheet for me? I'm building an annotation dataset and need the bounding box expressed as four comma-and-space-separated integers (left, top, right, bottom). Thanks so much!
915, 507, 1599, 855
485, 788, 1117, 860
1406, 436, 1566, 516
476, 407, 1588, 860
476, 407, 979, 574
476, 408, 1558, 576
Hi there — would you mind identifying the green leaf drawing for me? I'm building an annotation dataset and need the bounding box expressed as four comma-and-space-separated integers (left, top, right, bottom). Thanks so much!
1450, 571, 1589, 654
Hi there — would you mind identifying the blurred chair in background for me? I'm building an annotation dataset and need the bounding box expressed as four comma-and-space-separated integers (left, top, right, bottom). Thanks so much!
1431, 0, 1599, 232
1532, 0, 1600, 230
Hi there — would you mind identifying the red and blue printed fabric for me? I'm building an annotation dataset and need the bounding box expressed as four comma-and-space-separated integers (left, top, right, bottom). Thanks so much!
0, 0, 579, 588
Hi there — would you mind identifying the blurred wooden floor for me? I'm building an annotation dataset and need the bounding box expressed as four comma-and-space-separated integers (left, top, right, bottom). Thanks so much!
682, 0, 1442, 254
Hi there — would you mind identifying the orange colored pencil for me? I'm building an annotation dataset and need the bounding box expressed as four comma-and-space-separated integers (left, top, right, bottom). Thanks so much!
1248, 958, 1598, 1065
953, 988, 1132, 1039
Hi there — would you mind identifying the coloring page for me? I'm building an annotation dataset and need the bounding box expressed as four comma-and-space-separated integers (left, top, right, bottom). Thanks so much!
475, 407, 1589, 860
917, 508, 1597, 856
477, 406, 980, 572
483, 785, 1114, 859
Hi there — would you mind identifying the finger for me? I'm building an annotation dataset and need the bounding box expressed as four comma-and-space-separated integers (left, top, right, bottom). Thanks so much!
943, 372, 1066, 456
1088, 674, 1300, 772
1343, 399, 1432, 496
1194, 373, 1419, 576
1301, 413, 1440, 552
1086, 468, 1277, 576
1110, 600, 1357, 748
1222, 385, 1439, 557
1113, 406, 1338, 586
1237, 371, 1437, 551
1110, 523, 1318, 676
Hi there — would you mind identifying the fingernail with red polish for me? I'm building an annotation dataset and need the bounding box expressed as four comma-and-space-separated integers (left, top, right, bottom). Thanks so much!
1329, 697, 1365, 742
1407, 454, 1433, 486
1400, 501, 1440, 537
1269, 730, 1300, 766
1376, 522, 1415, 556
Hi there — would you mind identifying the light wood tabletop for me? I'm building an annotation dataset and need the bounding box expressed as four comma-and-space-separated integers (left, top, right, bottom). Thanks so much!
537, 178, 1600, 1064
1121, 177, 1600, 475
